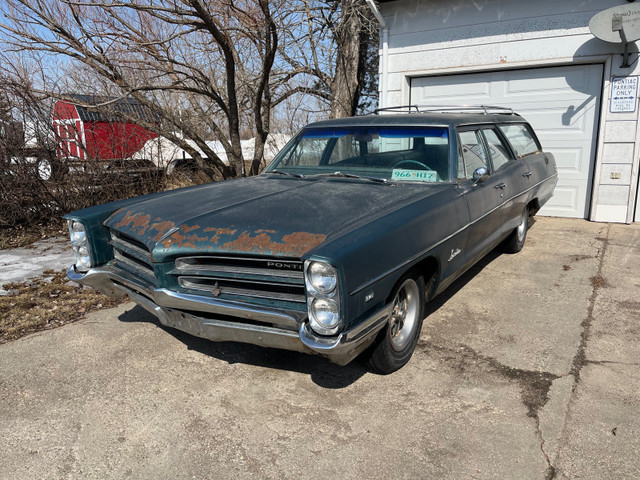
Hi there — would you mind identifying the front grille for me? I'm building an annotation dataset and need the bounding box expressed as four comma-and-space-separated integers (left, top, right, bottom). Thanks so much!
174, 255, 306, 304
109, 230, 155, 284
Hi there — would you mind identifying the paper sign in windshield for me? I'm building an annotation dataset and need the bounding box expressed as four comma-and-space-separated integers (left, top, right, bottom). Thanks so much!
391, 169, 437, 182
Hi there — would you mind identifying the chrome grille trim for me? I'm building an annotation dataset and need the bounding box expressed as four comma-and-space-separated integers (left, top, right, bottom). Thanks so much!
174, 255, 306, 304
176, 262, 304, 279
175, 256, 304, 279
110, 230, 155, 284
110, 231, 152, 266
178, 277, 306, 303
114, 250, 154, 276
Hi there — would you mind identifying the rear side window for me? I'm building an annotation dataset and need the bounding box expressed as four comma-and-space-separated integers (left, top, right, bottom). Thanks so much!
498, 124, 540, 158
482, 128, 513, 170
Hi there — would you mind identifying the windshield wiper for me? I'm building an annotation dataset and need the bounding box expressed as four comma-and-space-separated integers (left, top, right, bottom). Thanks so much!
270, 169, 304, 179
311, 171, 388, 184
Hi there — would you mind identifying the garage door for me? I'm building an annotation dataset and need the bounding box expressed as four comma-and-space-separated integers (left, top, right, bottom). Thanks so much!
410, 65, 603, 218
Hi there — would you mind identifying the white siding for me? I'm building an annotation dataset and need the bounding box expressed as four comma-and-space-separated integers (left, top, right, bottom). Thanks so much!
410, 65, 602, 218
379, 0, 640, 223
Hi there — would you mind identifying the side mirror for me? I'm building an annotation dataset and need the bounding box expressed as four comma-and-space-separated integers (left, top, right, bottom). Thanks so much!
473, 166, 489, 183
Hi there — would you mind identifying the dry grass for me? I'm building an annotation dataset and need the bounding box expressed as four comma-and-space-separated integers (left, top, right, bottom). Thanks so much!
163, 170, 213, 190
0, 223, 68, 250
1, 269, 123, 343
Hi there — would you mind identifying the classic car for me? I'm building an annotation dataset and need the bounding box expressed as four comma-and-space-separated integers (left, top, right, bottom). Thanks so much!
65, 106, 557, 373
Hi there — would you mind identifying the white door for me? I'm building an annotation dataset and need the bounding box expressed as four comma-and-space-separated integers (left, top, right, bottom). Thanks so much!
410, 65, 603, 218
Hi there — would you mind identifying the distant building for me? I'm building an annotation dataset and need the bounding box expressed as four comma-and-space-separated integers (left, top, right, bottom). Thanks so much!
53, 95, 158, 161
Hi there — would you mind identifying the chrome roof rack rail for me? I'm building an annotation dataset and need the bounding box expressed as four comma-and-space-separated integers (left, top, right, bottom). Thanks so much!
373, 105, 421, 114
415, 105, 515, 115
370, 105, 515, 115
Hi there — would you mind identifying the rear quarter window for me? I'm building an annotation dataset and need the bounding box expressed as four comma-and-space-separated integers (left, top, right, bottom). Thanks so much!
498, 124, 540, 158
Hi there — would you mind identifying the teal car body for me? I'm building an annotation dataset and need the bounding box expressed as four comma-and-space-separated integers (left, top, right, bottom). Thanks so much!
65, 109, 557, 373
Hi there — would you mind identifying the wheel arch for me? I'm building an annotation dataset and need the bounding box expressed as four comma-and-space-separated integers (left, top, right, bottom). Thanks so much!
385, 255, 440, 305
527, 197, 541, 216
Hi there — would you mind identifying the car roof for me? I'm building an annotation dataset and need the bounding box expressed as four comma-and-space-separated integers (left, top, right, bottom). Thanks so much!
305, 111, 527, 129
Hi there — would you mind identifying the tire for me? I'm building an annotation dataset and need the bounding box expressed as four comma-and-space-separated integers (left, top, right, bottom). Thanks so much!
166, 158, 197, 176
366, 274, 426, 374
503, 206, 530, 253
36, 158, 67, 181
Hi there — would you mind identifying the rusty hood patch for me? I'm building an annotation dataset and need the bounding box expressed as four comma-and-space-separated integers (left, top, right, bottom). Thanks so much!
104, 175, 443, 261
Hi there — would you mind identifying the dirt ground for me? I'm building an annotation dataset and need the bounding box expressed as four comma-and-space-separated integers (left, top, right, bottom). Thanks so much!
0, 217, 639, 479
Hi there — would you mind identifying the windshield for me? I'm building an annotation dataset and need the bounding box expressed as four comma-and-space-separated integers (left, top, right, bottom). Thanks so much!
265, 126, 451, 183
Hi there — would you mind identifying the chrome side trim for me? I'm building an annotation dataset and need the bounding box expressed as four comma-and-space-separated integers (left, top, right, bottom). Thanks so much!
349, 173, 558, 295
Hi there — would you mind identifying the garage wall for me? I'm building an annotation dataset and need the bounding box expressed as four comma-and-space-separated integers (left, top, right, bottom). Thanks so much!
378, 0, 640, 223
410, 65, 603, 218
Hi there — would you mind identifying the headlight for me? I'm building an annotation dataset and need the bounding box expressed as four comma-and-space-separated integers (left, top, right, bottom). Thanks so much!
304, 260, 341, 336
68, 220, 93, 273
309, 299, 340, 335
307, 261, 337, 294
70, 221, 87, 243
76, 245, 92, 270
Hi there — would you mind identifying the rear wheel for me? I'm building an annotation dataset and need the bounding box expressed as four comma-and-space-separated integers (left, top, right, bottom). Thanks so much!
503, 206, 530, 253
366, 274, 425, 374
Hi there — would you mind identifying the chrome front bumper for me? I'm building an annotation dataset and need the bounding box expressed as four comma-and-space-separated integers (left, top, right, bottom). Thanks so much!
68, 264, 391, 365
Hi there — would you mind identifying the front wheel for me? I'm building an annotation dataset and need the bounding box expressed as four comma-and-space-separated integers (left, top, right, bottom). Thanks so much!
503, 206, 530, 253
366, 274, 425, 374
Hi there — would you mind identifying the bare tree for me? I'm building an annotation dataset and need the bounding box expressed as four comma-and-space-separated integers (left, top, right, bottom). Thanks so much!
0, 0, 286, 179
276, 0, 378, 119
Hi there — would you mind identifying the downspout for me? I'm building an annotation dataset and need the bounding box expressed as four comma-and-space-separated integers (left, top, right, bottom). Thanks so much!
366, 0, 389, 109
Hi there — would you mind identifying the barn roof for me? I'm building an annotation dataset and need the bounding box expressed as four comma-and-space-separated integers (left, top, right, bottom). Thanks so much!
61, 94, 159, 123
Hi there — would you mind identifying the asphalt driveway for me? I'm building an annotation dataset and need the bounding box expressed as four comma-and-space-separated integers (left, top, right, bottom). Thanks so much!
1, 217, 639, 479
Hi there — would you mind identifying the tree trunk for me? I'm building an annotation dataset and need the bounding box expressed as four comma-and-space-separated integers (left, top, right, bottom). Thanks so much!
330, 0, 369, 118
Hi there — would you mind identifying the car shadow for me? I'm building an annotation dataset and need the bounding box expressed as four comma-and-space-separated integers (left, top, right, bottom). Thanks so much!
116, 232, 524, 388
117, 306, 368, 389
424, 247, 510, 315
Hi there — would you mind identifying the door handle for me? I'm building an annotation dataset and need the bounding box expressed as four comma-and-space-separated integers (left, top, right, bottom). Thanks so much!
522, 171, 532, 177
494, 183, 506, 190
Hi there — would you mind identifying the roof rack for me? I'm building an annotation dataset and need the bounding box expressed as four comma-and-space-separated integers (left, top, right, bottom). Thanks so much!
372, 105, 515, 115
373, 105, 421, 114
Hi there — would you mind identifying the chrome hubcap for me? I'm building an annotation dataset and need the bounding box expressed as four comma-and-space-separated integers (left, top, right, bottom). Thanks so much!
38, 160, 52, 181
516, 211, 527, 243
388, 278, 420, 351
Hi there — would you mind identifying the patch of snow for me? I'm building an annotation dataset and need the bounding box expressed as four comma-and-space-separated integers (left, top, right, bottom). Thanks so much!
0, 237, 74, 295
132, 133, 291, 168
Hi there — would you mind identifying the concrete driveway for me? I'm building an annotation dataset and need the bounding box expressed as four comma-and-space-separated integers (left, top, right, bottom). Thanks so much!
1, 217, 638, 479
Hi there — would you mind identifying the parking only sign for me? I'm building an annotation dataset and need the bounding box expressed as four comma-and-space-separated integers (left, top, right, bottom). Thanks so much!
610, 76, 638, 113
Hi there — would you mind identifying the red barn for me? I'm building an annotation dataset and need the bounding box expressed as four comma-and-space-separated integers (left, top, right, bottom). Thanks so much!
53, 95, 158, 161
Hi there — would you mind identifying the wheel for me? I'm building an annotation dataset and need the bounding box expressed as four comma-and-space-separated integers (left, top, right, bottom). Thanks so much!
167, 158, 197, 176
503, 206, 529, 253
366, 274, 425, 374
36, 158, 52, 181
392, 159, 430, 170
36, 158, 67, 181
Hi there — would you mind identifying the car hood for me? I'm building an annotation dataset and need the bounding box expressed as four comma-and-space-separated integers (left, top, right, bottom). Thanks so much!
104, 175, 445, 261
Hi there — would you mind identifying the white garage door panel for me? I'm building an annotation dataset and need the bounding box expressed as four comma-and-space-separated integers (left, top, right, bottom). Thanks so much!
411, 64, 603, 218
549, 147, 587, 176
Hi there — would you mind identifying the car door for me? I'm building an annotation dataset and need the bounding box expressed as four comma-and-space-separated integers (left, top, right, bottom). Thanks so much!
456, 126, 515, 265
498, 123, 556, 206
480, 127, 532, 228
